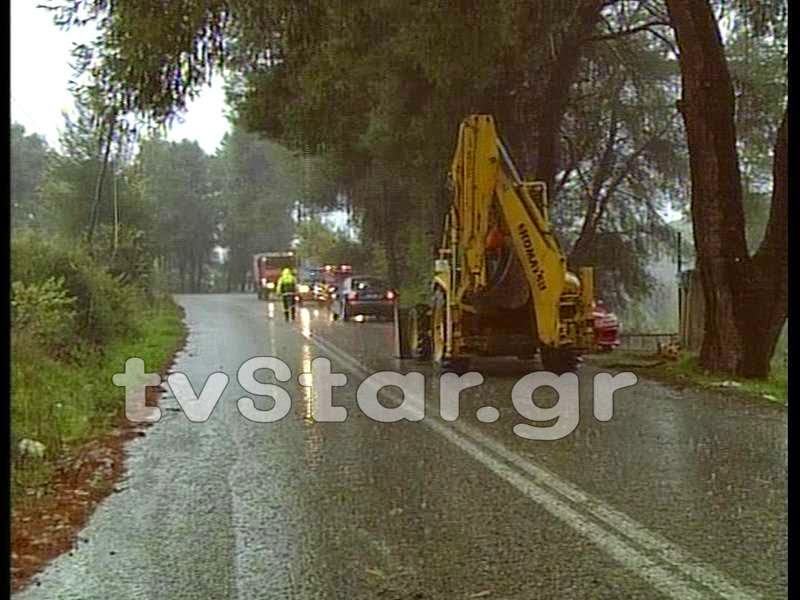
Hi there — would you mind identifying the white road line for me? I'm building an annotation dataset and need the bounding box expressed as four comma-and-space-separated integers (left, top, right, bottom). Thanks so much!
452, 423, 758, 600
305, 329, 760, 600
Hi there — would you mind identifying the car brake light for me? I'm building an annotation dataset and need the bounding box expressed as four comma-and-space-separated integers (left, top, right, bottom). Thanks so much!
347, 291, 358, 301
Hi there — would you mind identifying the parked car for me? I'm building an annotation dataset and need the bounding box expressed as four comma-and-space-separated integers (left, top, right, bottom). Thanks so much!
330, 276, 397, 321
592, 300, 621, 352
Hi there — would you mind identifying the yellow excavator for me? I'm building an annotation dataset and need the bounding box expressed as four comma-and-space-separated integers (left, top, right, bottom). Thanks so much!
402, 114, 596, 372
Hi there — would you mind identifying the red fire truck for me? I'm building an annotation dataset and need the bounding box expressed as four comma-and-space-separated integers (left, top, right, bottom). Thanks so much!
253, 251, 296, 300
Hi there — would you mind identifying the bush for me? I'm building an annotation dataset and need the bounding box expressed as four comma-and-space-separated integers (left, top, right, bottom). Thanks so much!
92, 224, 155, 288
11, 277, 77, 354
11, 232, 143, 348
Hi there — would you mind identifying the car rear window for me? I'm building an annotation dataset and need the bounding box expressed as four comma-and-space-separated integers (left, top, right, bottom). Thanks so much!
352, 278, 386, 291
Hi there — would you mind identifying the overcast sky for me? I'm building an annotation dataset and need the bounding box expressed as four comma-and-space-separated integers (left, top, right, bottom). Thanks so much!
10, 0, 230, 155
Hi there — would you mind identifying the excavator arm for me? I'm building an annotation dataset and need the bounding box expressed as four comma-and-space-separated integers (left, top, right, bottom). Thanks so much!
400, 114, 594, 368
448, 114, 573, 346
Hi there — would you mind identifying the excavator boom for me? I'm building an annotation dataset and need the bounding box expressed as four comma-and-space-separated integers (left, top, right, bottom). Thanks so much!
402, 114, 595, 371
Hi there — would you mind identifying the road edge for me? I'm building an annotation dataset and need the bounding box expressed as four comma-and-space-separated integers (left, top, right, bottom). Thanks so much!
10, 303, 189, 595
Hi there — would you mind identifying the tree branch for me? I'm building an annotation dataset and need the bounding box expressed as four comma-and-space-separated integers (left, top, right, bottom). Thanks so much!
588, 19, 671, 42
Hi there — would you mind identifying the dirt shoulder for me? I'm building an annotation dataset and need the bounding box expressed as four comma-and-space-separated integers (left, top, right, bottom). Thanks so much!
586, 350, 788, 406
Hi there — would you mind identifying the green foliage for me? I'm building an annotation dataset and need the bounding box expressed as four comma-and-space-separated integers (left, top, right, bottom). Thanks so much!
11, 232, 142, 349
12, 300, 185, 492
10, 231, 186, 494
589, 348, 787, 404
395, 230, 434, 306
11, 277, 77, 353
92, 224, 155, 287
295, 217, 357, 267
214, 127, 301, 290
362, 243, 389, 281
137, 137, 219, 292
726, 19, 787, 252
656, 353, 787, 404
10, 236, 185, 496
39, 101, 111, 236
10, 123, 50, 229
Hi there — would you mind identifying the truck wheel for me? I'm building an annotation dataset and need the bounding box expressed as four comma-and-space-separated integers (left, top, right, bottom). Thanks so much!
430, 288, 470, 371
409, 304, 431, 361
540, 347, 581, 374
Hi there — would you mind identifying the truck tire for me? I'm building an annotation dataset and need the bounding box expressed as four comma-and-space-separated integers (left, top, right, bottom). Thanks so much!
408, 304, 432, 361
429, 289, 471, 372
540, 347, 581, 374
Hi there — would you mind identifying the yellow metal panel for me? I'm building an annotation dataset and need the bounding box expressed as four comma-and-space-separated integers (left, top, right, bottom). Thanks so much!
497, 184, 566, 345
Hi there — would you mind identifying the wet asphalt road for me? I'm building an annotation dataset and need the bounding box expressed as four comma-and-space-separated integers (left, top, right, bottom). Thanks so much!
17, 293, 787, 599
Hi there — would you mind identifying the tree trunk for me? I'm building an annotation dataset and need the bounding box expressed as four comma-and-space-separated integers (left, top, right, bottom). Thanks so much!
738, 109, 788, 377
195, 257, 204, 292
667, 0, 787, 377
533, 0, 605, 197
86, 117, 116, 251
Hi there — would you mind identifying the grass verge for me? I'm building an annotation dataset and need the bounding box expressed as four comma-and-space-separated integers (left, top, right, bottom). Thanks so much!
11, 297, 187, 591
587, 350, 788, 405
11, 297, 186, 501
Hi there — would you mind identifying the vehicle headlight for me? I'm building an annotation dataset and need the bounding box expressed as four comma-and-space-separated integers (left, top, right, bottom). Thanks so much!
261, 278, 268, 286
266, 281, 275, 290
298, 284, 310, 294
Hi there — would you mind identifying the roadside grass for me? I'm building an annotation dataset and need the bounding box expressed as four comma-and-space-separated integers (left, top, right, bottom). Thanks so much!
588, 350, 788, 405
11, 298, 186, 501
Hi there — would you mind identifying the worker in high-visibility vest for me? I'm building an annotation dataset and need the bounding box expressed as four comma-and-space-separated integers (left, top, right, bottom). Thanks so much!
276, 267, 298, 322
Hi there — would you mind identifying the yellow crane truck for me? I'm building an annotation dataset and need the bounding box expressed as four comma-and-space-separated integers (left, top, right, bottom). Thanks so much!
402, 114, 596, 372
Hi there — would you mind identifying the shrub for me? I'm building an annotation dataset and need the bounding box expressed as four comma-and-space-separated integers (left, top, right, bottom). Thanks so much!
11, 232, 143, 348
92, 224, 155, 288
11, 277, 77, 354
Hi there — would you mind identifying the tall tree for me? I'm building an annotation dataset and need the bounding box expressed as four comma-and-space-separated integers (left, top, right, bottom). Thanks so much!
665, 0, 787, 377
214, 127, 301, 291
10, 123, 50, 229
137, 138, 219, 291
555, 22, 685, 308
40, 101, 124, 238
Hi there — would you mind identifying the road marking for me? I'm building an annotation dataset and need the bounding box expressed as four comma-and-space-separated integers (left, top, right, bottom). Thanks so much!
304, 329, 760, 600
452, 423, 756, 600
